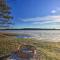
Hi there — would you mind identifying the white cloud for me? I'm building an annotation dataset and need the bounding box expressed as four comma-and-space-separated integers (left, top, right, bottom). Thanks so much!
50, 8, 60, 14
51, 10, 56, 14
21, 15, 60, 24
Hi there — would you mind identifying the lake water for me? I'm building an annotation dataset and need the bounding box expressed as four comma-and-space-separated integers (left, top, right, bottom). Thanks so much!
1, 30, 60, 42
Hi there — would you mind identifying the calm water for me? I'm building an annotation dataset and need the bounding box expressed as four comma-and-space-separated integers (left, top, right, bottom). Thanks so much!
1, 30, 60, 42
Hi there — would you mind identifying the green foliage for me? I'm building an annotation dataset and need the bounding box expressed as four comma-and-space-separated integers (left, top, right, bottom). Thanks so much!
0, 0, 13, 28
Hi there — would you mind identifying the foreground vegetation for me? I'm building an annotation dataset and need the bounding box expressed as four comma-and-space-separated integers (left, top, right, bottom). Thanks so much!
0, 33, 60, 60
0, 34, 19, 56
32, 40, 60, 60
16, 38, 60, 60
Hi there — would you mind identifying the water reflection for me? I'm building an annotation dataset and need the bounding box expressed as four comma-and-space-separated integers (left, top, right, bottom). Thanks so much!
16, 35, 32, 38
7, 53, 20, 60
7, 53, 32, 60
7, 45, 36, 60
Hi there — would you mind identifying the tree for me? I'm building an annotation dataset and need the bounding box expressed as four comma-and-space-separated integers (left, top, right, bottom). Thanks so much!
0, 0, 13, 28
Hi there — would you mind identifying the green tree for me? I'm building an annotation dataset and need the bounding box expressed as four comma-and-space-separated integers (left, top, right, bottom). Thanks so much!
0, 0, 13, 28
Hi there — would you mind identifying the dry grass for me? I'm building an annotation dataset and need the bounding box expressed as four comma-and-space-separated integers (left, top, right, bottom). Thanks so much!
16, 38, 60, 60
31, 40, 60, 60
0, 33, 19, 56
0, 32, 60, 60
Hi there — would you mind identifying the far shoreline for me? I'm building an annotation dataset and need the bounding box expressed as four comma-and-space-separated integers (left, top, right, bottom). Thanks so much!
0, 28, 60, 30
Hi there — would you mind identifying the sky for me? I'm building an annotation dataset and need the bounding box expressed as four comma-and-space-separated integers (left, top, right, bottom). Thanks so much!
7, 0, 60, 29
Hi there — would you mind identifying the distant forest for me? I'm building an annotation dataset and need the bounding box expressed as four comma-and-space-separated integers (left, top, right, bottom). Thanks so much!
0, 28, 60, 30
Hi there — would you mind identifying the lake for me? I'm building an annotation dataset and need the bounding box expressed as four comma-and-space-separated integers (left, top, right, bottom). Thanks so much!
1, 30, 60, 42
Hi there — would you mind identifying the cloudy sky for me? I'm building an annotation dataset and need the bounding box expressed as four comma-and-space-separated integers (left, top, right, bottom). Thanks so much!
8, 0, 60, 29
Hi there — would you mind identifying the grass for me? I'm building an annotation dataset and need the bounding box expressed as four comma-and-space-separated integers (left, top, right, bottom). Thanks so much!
31, 40, 60, 60
0, 35, 19, 56
0, 33, 60, 60
17, 38, 60, 60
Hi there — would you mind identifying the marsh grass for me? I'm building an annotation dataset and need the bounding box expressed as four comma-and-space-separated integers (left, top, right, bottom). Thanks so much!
32, 40, 60, 60
0, 35, 19, 56
16, 38, 60, 60
0, 33, 60, 60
